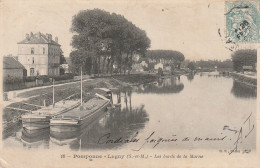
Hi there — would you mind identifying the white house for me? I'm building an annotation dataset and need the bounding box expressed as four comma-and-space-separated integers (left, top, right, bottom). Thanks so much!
154, 63, 163, 70
17, 32, 61, 76
140, 61, 148, 67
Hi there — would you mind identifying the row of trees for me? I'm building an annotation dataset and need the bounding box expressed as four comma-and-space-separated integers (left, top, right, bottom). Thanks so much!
70, 9, 151, 75
185, 59, 233, 71
146, 50, 185, 70
185, 49, 257, 72
194, 59, 233, 69
146, 50, 185, 62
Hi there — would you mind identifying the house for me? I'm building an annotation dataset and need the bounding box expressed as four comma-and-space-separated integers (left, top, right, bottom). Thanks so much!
132, 63, 144, 72
140, 61, 148, 67
242, 66, 253, 72
133, 54, 140, 62
61, 57, 72, 73
154, 63, 163, 70
164, 66, 171, 72
3, 56, 26, 79
17, 32, 61, 76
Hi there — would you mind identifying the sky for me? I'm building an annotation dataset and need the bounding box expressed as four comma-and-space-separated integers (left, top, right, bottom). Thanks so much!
0, 0, 254, 61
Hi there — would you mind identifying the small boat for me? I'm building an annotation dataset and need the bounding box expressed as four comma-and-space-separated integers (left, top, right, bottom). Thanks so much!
94, 88, 112, 100
21, 100, 80, 130
50, 95, 111, 133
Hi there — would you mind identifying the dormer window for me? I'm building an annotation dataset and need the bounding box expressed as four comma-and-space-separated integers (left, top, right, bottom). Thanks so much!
31, 48, 34, 54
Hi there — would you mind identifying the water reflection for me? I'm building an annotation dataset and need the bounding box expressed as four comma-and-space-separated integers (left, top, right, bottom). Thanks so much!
49, 89, 149, 150
3, 74, 256, 151
231, 80, 257, 98
137, 76, 184, 94
187, 73, 195, 81
21, 128, 50, 149
50, 107, 148, 150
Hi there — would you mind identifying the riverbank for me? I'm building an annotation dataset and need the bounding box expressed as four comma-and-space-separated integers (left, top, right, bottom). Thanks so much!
110, 73, 158, 85
2, 73, 158, 139
230, 72, 257, 88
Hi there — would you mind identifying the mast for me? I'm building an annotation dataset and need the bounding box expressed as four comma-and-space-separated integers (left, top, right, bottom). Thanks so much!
53, 78, 55, 107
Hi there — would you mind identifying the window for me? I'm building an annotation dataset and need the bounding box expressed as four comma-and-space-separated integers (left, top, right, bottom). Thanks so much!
30, 68, 34, 76
32, 57, 34, 64
31, 48, 34, 54
43, 48, 45, 54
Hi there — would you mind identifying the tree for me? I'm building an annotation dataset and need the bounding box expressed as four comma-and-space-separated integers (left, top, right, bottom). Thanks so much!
146, 50, 185, 62
158, 67, 163, 76
187, 62, 196, 70
60, 49, 66, 64
60, 67, 65, 75
231, 49, 257, 72
70, 9, 150, 76
69, 50, 93, 74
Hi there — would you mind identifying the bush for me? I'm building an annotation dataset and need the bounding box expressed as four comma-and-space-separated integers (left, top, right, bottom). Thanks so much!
60, 67, 65, 75
4, 77, 24, 84
3, 74, 76, 91
38, 75, 51, 83
23, 76, 36, 82
158, 68, 163, 76
53, 73, 74, 81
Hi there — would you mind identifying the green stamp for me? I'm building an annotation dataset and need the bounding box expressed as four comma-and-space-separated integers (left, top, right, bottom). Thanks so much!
225, 0, 260, 43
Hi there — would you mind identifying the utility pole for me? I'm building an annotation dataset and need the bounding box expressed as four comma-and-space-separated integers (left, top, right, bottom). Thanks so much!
53, 50, 55, 108
81, 66, 83, 107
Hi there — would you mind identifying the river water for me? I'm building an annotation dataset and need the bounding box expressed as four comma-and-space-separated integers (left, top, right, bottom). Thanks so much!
3, 73, 257, 152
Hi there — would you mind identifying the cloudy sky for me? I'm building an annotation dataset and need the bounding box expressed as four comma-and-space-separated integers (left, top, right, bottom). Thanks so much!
1, 0, 242, 61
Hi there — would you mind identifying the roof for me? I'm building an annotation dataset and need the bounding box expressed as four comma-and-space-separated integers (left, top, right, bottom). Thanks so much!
17, 32, 60, 46
3, 57, 25, 69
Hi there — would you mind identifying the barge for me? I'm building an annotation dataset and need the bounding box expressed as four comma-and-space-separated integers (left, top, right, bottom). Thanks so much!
50, 95, 110, 134
21, 100, 80, 131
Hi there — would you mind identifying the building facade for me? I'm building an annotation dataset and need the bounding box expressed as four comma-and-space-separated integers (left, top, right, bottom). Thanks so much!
17, 32, 61, 76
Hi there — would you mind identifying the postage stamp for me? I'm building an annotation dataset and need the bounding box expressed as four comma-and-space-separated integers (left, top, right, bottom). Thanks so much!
225, 0, 260, 43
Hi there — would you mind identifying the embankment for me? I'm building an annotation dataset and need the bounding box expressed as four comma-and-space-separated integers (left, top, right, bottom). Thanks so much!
230, 72, 257, 88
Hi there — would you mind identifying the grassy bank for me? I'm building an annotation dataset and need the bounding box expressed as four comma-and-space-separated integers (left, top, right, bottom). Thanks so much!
3, 73, 158, 139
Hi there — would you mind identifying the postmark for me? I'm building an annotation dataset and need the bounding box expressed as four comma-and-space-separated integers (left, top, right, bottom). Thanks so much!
225, 0, 260, 43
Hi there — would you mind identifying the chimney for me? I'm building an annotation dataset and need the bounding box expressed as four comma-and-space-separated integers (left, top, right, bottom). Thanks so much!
36, 32, 41, 38
48, 34, 52, 42
55, 37, 58, 43
26, 34, 29, 40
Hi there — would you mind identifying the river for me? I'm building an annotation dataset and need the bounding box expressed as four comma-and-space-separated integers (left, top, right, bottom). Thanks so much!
3, 73, 257, 152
